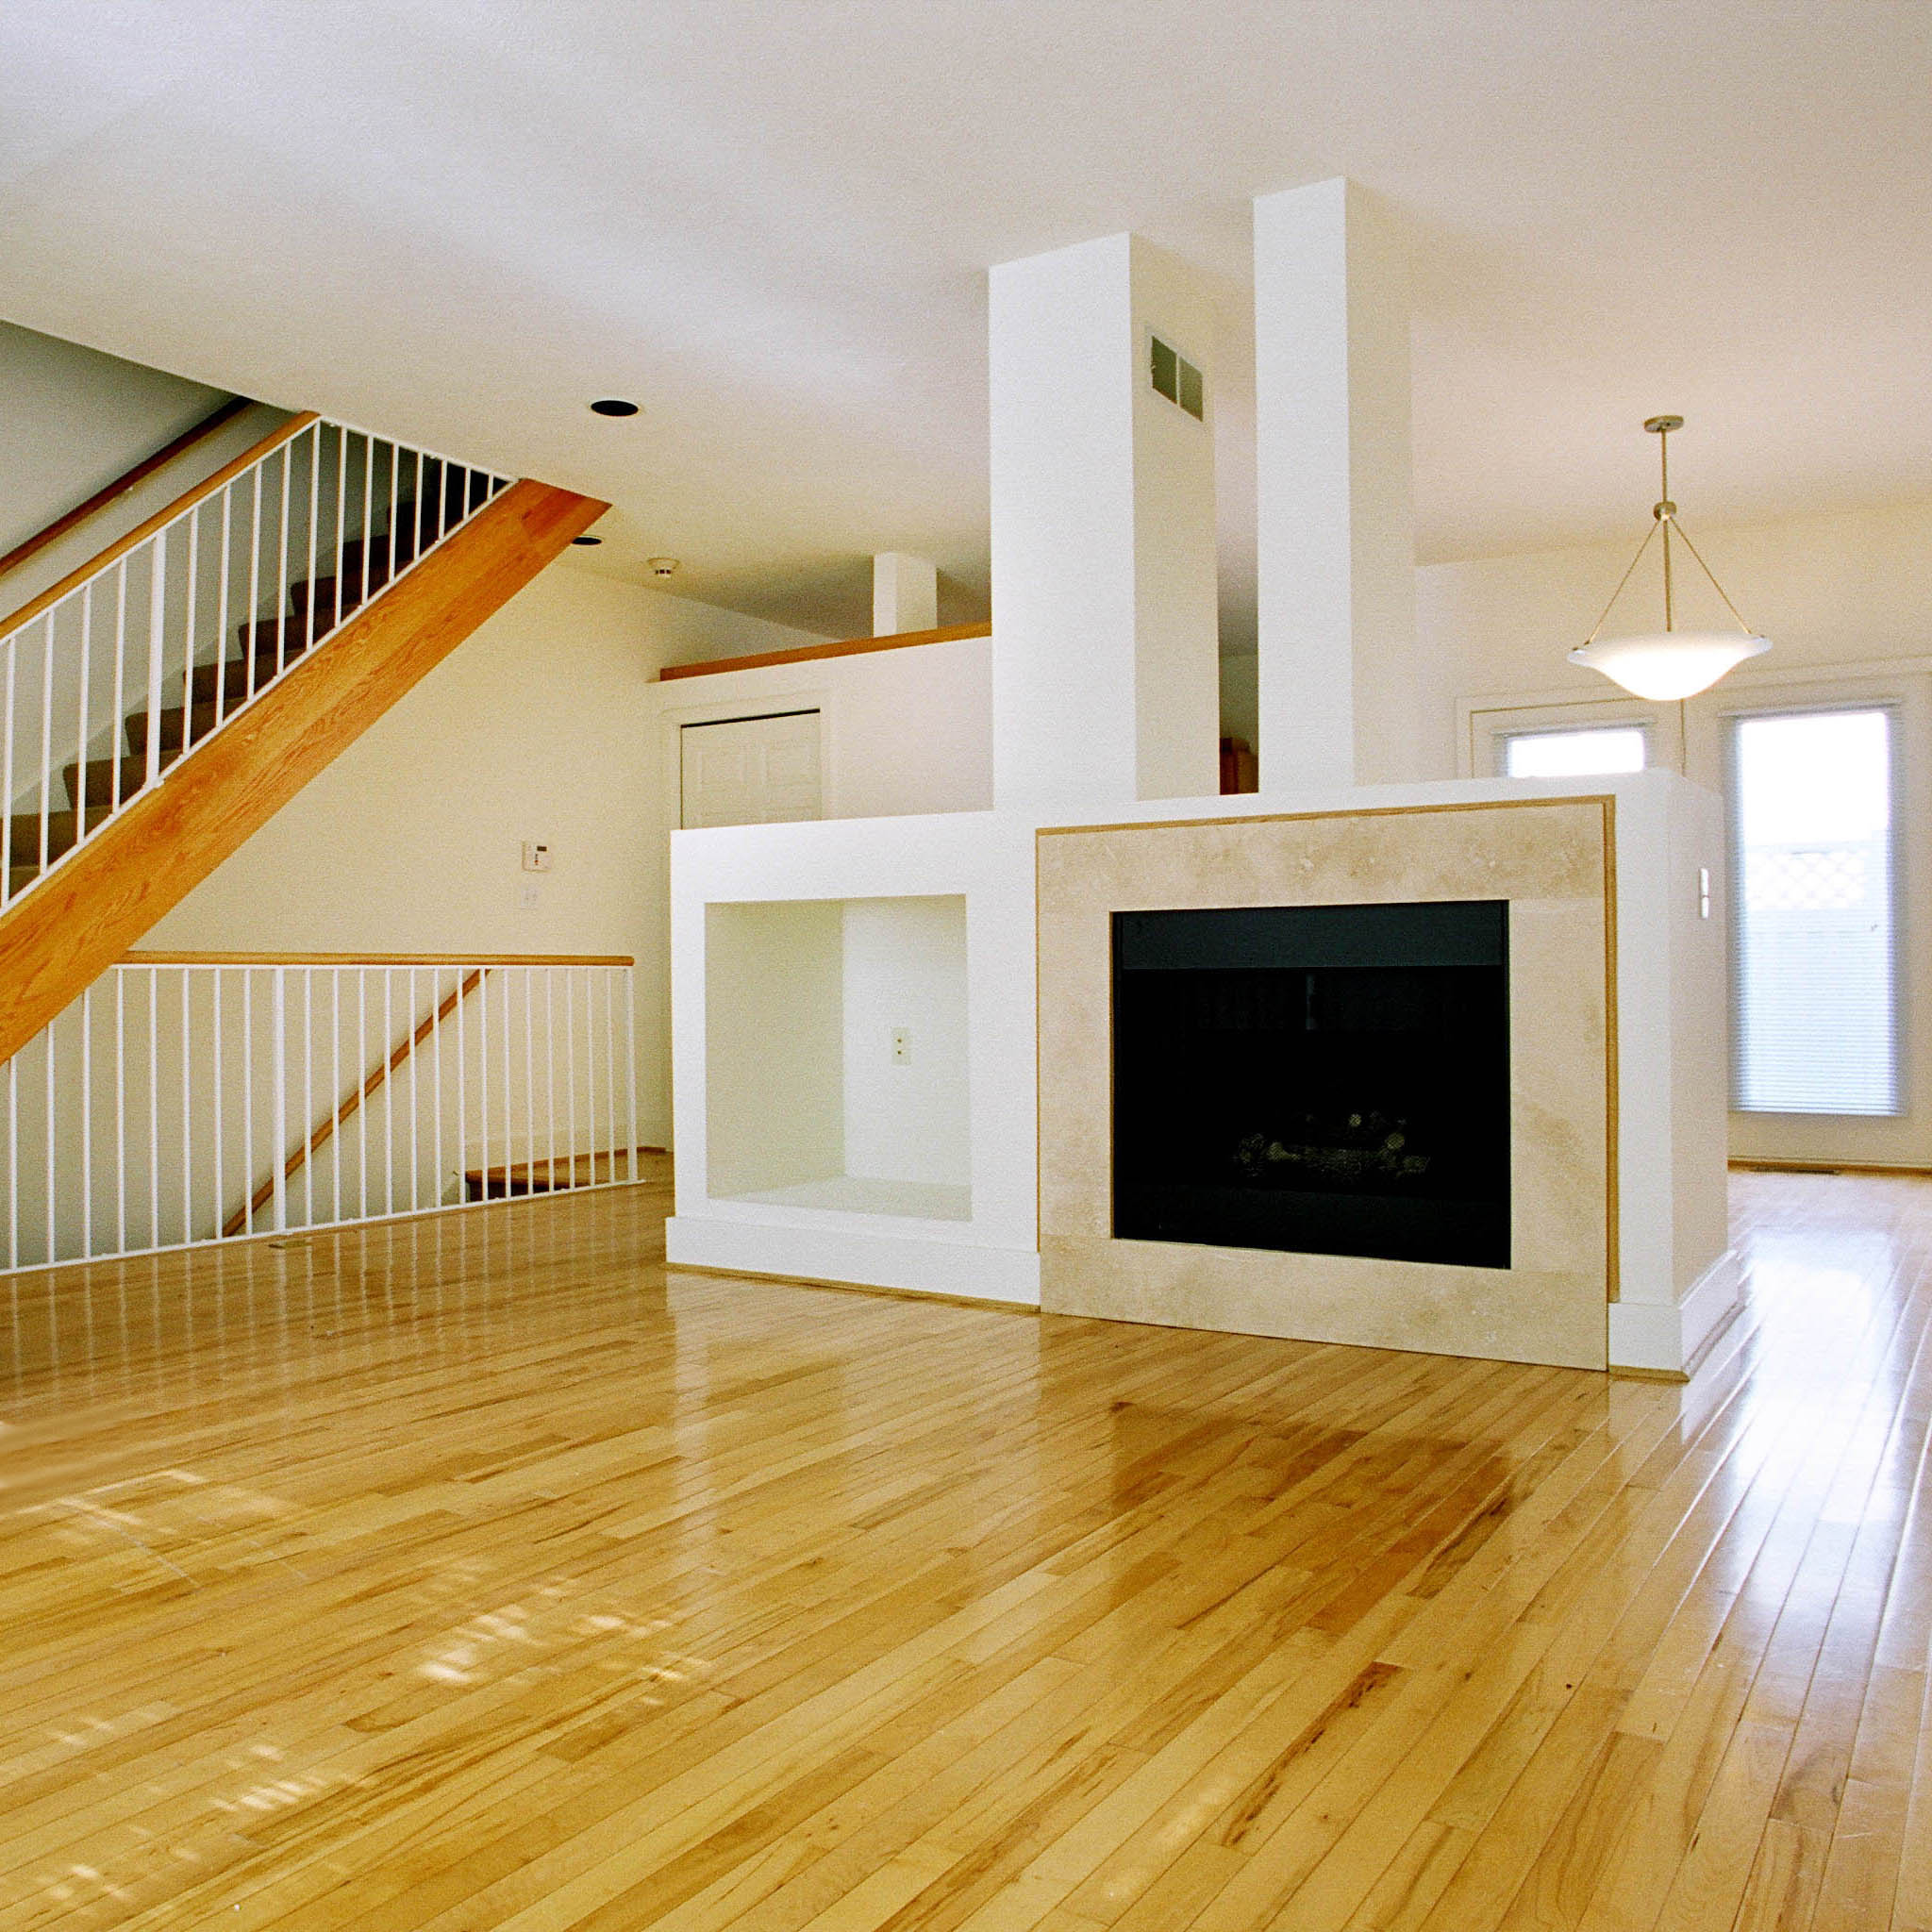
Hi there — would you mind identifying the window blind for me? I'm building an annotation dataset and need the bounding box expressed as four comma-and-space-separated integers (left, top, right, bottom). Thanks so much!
1730, 708, 1898, 1115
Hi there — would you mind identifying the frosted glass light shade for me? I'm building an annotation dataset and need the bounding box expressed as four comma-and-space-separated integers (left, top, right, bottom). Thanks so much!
1568, 631, 1771, 701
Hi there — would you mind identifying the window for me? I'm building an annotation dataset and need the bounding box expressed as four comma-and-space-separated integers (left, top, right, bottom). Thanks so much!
1730, 708, 1898, 1115
1149, 335, 1205, 421
1502, 725, 1648, 778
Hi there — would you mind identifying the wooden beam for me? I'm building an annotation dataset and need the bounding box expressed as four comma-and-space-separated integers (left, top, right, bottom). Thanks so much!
0, 412, 322, 641
0, 397, 253, 587
0, 477, 607, 1065
657, 619, 990, 682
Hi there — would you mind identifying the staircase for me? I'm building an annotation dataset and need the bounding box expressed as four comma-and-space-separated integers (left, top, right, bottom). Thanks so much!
6, 461, 495, 897
0, 413, 606, 1062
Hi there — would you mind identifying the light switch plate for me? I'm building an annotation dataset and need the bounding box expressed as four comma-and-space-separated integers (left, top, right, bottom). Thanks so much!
523, 841, 553, 873
518, 881, 541, 910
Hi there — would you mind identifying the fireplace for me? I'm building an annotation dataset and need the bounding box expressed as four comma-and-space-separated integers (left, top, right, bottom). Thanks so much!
1111, 900, 1510, 1268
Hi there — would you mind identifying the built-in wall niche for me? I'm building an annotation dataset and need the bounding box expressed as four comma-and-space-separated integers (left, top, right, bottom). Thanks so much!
705, 895, 971, 1221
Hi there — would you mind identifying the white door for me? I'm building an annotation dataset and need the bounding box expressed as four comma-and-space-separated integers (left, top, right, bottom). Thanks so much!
680, 710, 823, 828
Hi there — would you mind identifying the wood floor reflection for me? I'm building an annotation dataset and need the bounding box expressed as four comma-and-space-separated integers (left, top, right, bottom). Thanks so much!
0, 1164, 1926, 1929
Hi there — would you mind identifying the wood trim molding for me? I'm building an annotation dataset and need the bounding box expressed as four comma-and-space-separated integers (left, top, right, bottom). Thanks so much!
0, 476, 608, 1065
0, 397, 253, 588
121, 951, 635, 967
0, 411, 322, 641
658, 619, 990, 683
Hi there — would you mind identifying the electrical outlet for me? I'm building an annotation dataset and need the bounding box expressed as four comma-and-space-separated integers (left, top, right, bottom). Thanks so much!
522, 841, 553, 873
517, 881, 541, 911
890, 1026, 911, 1065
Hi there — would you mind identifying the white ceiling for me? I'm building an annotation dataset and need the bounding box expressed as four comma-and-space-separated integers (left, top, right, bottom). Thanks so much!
2, 0, 1928, 643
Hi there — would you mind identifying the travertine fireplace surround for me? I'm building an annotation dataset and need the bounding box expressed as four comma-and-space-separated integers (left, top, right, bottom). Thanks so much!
1037, 797, 1616, 1369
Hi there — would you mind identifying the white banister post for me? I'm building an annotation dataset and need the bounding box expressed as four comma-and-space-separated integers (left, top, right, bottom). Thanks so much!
271, 969, 288, 1232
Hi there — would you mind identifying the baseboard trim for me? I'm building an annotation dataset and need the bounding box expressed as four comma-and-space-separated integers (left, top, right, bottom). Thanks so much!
664, 1215, 1042, 1307
666, 1261, 1038, 1314
1608, 1247, 1743, 1375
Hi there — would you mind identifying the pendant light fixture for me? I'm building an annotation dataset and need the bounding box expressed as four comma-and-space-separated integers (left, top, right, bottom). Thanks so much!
1568, 416, 1770, 701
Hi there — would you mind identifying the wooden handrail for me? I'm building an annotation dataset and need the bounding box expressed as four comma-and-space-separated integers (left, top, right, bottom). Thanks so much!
0, 410, 322, 641
123, 951, 636, 967
222, 966, 485, 1237
0, 396, 252, 588
658, 619, 990, 683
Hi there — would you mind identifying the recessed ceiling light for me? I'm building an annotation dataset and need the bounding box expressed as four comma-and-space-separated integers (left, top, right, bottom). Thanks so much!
590, 398, 640, 417
571, 535, 603, 546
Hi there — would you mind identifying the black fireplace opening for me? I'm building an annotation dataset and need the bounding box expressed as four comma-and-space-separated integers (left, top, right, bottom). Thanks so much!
1111, 901, 1510, 1269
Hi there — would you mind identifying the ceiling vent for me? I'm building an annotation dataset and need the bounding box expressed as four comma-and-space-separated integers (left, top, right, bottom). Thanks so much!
1149, 336, 1205, 421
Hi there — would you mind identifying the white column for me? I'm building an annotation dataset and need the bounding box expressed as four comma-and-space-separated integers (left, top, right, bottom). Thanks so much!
989, 233, 1220, 812
873, 553, 938, 637
1254, 178, 1420, 790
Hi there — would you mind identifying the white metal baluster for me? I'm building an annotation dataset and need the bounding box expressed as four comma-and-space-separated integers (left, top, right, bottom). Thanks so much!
43, 1017, 56, 1264
330, 968, 343, 1227
360, 434, 375, 607
412, 451, 425, 576
566, 968, 579, 1187
111, 562, 127, 809
455, 967, 468, 1209
241, 462, 262, 717
358, 972, 369, 1222
242, 971, 255, 1238
147, 967, 160, 1252
114, 971, 126, 1254
180, 971, 192, 1245
300, 428, 320, 674
6, 1050, 15, 1269
543, 968, 557, 1191
181, 499, 200, 741
386, 441, 400, 601
211, 970, 225, 1241
212, 478, 232, 746
431, 967, 444, 1209
475, 967, 488, 1207
303, 965, 315, 1229
502, 967, 514, 1195
274, 441, 293, 688
330, 426, 348, 642
524, 968, 536, 1198
408, 966, 420, 1213
75, 582, 92, 853
604, 970, 618, 1177
79, 986, 92, 1259
382, 970, 394, 1216
625, 970, 639, 1180
271, 968, 287, 1233
144, 534, 167, 789
40, 612, 58, 874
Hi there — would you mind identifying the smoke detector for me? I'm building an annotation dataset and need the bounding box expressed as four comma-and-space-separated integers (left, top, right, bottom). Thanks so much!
648, 557, 680, 578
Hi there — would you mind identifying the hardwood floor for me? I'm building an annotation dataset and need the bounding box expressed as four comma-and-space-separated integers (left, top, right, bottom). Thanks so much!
0, 1165, 1925, 1929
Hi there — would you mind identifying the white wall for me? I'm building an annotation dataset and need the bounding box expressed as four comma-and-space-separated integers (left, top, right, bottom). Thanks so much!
842, 897, 970, 1187
655, 635, 993, 822
0, 320, 291, 611
142, 560, 826, 1146
1421, 496, 1932, 766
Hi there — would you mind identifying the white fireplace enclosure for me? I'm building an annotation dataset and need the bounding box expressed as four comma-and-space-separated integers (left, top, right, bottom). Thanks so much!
667, 767, 1738, 1375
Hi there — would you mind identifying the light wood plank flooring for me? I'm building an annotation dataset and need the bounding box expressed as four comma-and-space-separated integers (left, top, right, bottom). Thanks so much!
0, 1165, 1926, 1929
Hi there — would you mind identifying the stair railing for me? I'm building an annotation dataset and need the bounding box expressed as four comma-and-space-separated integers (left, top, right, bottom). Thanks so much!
0, 415, 514, 912
0, 953, 641, 1272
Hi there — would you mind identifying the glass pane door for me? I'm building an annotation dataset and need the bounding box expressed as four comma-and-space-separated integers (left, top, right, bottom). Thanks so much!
1730, 708, 1898, 1115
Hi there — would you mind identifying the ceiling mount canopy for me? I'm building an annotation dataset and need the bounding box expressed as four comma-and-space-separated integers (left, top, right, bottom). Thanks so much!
1567, 416, 1771, 701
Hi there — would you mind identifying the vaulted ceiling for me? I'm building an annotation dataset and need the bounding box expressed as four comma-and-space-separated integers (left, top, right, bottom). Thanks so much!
3, 1, 1927, 641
